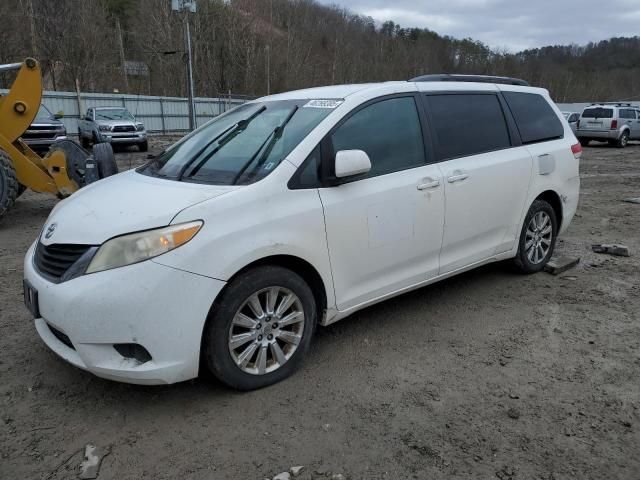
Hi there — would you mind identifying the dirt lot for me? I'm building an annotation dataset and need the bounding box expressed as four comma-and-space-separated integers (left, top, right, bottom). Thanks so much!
1, 140, 639, 480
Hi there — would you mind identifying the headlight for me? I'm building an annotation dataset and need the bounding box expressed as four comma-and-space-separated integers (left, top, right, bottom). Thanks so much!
86, 221, 203, 274
136, 123, 145, 131
98, 125, 112, 132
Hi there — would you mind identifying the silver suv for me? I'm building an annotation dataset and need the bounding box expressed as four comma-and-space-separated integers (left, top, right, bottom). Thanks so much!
576, 103, 640, 148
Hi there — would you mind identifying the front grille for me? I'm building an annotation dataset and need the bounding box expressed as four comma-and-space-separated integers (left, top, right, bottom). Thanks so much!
34, 242, 91, 283
22, 129, 58, 140
48, 324, 75, 350
112, 125, 135, 132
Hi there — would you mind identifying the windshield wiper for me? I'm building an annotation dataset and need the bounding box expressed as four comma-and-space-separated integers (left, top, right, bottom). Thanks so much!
179, 105, 267, 180
231, 106, 299, 185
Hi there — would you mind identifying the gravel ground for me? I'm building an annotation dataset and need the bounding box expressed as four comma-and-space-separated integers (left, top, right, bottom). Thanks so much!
1, 139, 639, 480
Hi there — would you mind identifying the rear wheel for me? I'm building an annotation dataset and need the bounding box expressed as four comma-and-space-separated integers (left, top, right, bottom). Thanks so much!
616, 130, 629, 148
203, 266, 316, 390
514, 199, 558, 274
0, 150, 19, 221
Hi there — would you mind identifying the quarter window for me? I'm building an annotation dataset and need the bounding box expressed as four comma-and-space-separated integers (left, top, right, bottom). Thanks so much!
619, 109, 637, 119
330, 96, 427, 178
426, 93, 511, 159
503, 92, 564, 144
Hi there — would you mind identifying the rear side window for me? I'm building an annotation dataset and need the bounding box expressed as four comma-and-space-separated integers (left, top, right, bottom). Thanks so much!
581, 107, 613, 119
331, 96, 426, 178
619, 109, 637, 119
425, 93, 511, 160
503, 92, 564, 144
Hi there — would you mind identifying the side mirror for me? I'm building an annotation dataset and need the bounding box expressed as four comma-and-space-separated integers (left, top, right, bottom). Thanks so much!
53, 110, 64, 119
334, 149, 371, 179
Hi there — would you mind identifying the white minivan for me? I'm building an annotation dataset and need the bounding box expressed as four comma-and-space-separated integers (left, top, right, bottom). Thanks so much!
23, 75, 581, 390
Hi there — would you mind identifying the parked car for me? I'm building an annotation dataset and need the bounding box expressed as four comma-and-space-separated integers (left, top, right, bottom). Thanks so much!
24, 76, 581, 390
562, 111, 579, 133
21, 105, 67, 153
78, 106, 148, 151
576, 103, 640, 147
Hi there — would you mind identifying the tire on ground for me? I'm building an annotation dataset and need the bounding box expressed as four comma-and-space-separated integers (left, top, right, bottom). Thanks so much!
138, 140, 148, 152
203, 265, 317, 390
92, 143, 118, 179
0, 149, 19, 221
514, 199, 558, 274
616, 130, 629, 148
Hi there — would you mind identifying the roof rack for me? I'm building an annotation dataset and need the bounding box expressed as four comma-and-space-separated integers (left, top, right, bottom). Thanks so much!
589, 102, 634, 107
410, 74, 529, 87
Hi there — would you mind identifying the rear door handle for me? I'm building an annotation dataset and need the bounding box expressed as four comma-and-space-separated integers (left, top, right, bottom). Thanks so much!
417, 180, 440, 190
447, 173, 469, 183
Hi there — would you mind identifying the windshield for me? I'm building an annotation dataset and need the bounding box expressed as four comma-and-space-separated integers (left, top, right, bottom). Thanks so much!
95, 108, 134, 121
36, 105, 53, 119
582, 107, 613, 119
139, 100, 334, 185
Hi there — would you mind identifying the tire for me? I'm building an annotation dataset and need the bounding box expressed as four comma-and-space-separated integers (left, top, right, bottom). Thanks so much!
203, 265, 317, 390
616, 131, 629, 148
514, 199, 558, 274
138, 140, 148, 152
579, 138, 590, 147
79, 130, 90, 149
92, 143, 118, 178
0, 150, 19, 221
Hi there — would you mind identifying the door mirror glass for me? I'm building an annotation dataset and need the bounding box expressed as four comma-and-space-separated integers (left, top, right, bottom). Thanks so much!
334, 149, 371, 178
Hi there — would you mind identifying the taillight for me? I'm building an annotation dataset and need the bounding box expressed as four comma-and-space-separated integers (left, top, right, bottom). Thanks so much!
571, 142, 582, 159
611, 119, 618, 129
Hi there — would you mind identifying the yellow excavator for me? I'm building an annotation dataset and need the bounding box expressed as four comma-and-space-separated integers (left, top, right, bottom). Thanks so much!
0, 58, 117, 220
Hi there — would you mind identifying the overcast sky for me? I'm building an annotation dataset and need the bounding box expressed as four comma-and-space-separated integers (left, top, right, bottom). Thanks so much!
317, 0, 640, 52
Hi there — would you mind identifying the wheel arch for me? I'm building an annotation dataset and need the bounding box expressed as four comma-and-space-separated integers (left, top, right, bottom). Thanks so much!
535, 190, 563, 227
207, 254, 329, 326
198, 254, 329, 375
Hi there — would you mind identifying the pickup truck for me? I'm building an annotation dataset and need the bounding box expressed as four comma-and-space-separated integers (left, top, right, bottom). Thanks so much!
21, 105, 67, 153
78, 106, 148, 151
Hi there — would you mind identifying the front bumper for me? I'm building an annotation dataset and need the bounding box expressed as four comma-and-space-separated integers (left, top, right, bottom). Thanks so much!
99, 132, 147, 144
24, 242, 225, 385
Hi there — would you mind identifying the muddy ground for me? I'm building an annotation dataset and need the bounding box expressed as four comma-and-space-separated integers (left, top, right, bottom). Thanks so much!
1, 139, 639, 480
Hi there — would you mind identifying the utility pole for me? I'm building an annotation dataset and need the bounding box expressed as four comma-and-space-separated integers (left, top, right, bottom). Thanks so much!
115, 18, 129, 91
172, 1, 197, 131
184, 15, 196, 130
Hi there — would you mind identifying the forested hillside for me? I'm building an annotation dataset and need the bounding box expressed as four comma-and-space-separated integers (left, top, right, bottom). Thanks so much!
1, 0, 639, 102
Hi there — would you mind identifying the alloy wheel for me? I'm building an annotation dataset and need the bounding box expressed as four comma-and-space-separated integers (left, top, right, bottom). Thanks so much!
228, 286, 305, 375
525, 211, 553, 264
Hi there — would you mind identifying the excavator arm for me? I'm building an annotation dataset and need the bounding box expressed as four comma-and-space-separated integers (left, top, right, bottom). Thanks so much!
0, 59, 64, 195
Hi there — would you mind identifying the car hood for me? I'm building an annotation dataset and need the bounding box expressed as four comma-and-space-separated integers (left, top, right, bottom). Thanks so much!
96, 119, 137, 126
32, 116, 64, 127
40, 170, 239, 246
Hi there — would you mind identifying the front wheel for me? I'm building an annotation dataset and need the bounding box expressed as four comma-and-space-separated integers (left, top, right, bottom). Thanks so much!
138, 140, 148, 152
579, 138, 590, 147
203, 266, 316, 390
514, 199, 558, 273
0, 150, 19, 221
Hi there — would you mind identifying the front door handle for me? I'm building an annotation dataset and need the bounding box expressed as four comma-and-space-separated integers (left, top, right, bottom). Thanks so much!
417, 180, 440, 190
447, 173, 469, 183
